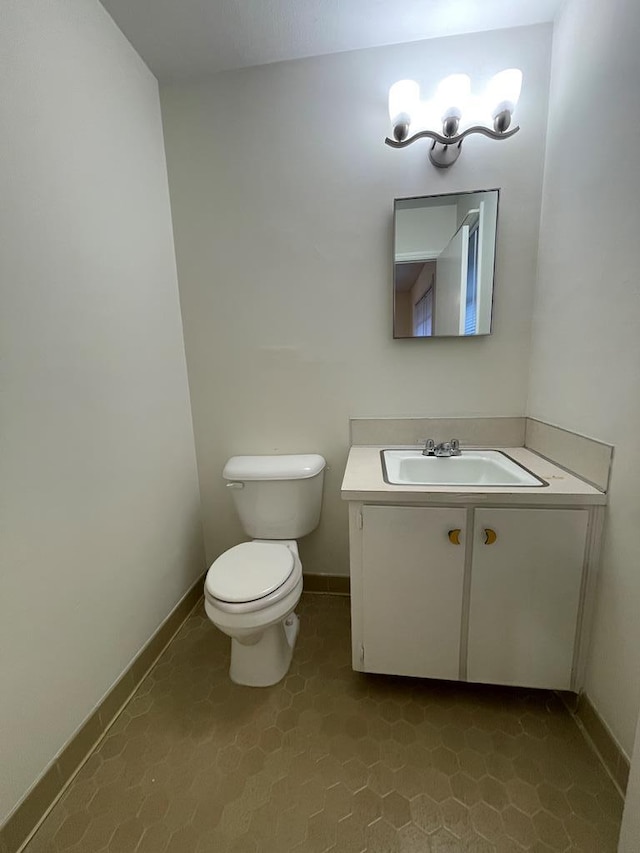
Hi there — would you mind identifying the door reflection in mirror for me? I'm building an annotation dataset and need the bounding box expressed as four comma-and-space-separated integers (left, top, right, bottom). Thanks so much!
393, 189, 499, 338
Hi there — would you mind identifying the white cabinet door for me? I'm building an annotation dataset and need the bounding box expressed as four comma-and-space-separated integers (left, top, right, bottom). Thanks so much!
361, 505, 466, 680
468, 508, 589, 690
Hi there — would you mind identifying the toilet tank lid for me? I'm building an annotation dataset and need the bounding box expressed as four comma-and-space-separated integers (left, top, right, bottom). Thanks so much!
223, 454, 326, 481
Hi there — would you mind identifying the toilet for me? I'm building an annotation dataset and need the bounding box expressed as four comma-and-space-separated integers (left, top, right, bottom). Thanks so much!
203, 453, 326, 687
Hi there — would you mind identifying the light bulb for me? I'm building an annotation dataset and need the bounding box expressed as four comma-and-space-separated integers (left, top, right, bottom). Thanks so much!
486, 68, 523, 117
435, 74, 471, 121
388, 80, 420, 141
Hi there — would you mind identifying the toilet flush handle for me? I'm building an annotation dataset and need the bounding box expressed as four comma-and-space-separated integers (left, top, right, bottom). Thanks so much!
226, 482, 245, 489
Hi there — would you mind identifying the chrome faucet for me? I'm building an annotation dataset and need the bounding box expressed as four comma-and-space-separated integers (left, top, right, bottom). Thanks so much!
422, 438, 461, 457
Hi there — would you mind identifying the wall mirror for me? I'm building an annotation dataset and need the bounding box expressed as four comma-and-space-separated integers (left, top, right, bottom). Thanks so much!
393, 189, 499, 338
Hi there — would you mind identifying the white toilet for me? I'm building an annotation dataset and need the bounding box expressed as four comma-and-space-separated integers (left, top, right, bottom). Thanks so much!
203, 453, 326, 687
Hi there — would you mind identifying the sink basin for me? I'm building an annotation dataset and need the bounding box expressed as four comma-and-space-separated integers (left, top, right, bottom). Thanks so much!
381, 450, 547, 487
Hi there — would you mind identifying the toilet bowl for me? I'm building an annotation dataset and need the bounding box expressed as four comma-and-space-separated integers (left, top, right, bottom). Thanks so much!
204, 540, 303, 686
203, 452, 325, 686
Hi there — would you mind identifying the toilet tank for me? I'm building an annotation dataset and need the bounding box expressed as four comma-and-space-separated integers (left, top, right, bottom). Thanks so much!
223, 454, 326, 539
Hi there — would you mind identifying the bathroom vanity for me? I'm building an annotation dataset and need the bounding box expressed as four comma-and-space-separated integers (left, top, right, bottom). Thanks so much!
341, 446, 606, 693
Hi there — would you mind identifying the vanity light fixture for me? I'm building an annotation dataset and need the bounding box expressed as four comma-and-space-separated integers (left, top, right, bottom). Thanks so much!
386, 69, 522, 169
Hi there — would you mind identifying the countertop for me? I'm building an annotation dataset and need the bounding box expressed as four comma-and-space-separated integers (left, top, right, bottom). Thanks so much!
341, 446, 607, 506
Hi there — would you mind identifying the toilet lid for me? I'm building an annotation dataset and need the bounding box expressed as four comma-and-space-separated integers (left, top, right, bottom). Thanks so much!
205, 542, 295, 603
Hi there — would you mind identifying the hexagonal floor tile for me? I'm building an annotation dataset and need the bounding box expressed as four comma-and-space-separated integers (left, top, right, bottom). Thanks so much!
20, 594, 622, 853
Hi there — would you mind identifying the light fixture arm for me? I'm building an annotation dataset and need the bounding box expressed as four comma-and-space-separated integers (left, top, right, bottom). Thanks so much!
385, 123, 520, 169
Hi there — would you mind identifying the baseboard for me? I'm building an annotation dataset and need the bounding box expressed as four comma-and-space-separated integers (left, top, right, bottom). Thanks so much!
0, 575, 205, 853
304, 573, 350, 595
567, 693, 630, 796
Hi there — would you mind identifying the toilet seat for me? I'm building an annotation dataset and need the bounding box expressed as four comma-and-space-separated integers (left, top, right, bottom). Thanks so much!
205, 542, 300, 613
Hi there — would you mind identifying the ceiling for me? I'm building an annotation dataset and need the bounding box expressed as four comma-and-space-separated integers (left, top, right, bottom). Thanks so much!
99, 0, 563, 83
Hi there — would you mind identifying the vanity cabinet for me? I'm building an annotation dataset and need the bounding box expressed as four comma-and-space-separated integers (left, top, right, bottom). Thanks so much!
351, 503, 593, 691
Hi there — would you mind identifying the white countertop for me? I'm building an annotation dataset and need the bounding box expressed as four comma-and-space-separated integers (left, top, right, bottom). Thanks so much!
341, 446, 607, 506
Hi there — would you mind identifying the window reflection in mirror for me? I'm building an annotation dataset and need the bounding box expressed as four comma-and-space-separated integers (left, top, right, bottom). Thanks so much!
393, 190, 499, 338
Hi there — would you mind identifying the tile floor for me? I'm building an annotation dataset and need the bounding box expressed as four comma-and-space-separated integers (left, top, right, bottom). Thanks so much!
23, 594, 622, 852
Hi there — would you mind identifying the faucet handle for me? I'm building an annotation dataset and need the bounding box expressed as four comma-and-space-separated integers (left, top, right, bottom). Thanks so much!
450, 438, 461, 455
421, 438, 435, 456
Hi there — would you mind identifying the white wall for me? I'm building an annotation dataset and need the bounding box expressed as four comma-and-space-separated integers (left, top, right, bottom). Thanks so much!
395, 203, 457, 259
0, 0, 204, 823
527, 0, 640, 756
161, 25, 552, 577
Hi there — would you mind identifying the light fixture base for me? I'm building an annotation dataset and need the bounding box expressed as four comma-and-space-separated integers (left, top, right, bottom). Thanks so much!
393, 121, 410, 142
428, 141, 462, 169
493, 109, 512, 134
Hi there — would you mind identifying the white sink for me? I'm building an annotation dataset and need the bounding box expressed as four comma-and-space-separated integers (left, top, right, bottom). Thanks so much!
382, 450, 547, 487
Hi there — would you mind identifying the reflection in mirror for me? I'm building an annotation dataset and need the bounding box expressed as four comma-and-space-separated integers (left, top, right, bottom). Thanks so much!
393, 189, 499, 338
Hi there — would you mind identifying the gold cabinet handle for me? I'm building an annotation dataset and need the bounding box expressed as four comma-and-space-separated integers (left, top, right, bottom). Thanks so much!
484, 528, 497, 545
448, 529, 461, 545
